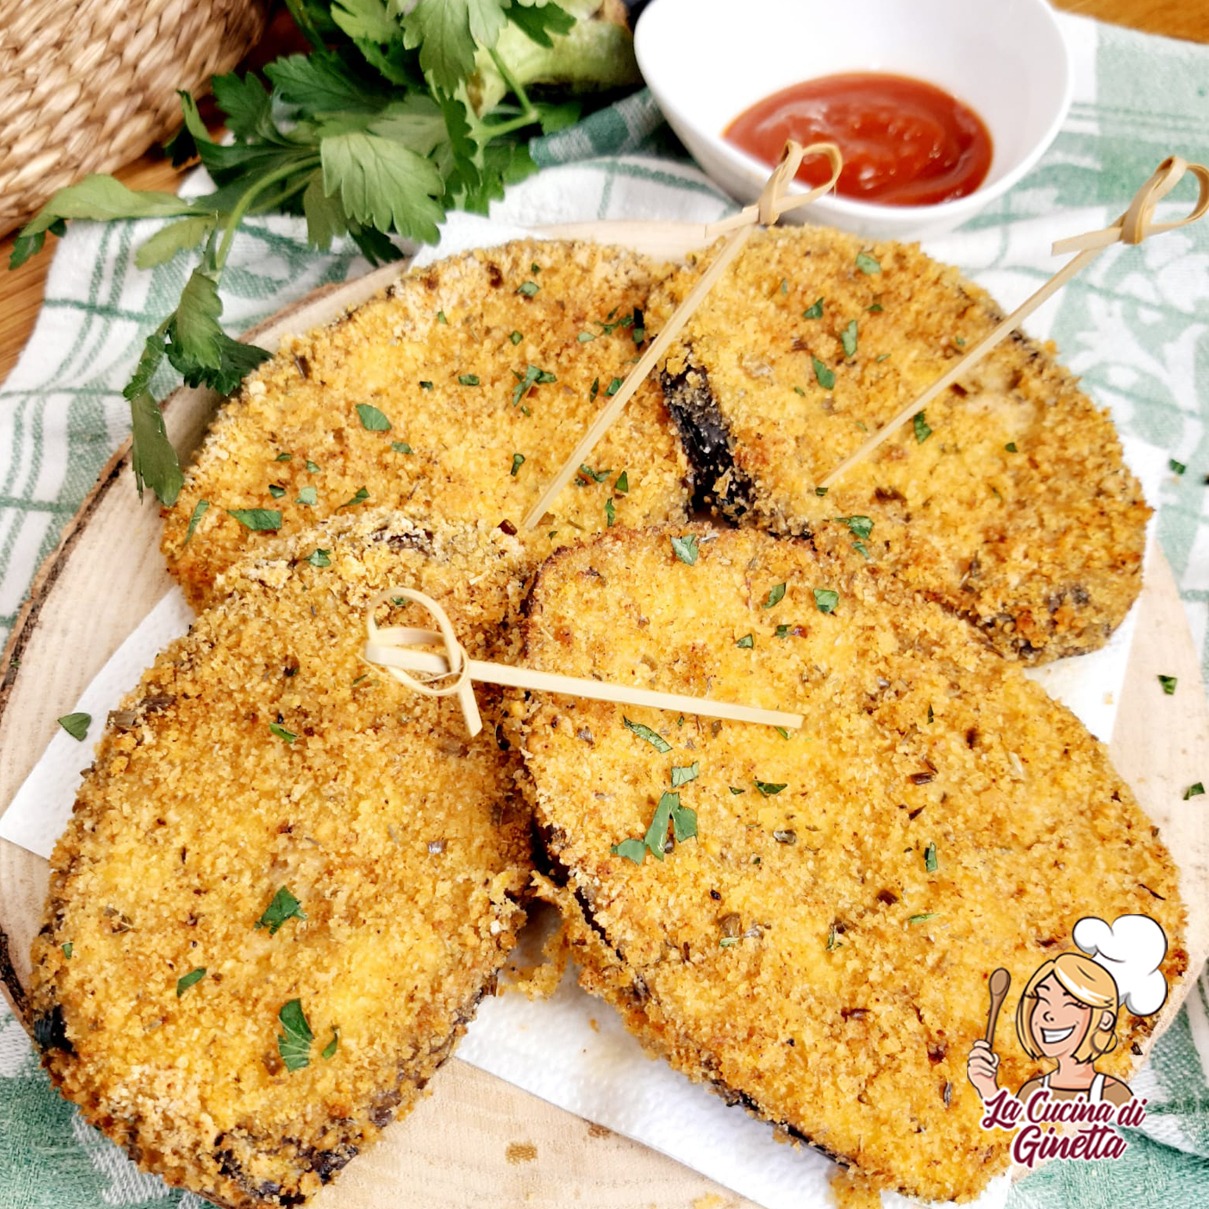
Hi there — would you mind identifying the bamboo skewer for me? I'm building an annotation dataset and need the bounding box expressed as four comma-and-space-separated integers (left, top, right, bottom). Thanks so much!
363, 588, 805, 739
817, 156, 1209, 490
521, 140, 843, 531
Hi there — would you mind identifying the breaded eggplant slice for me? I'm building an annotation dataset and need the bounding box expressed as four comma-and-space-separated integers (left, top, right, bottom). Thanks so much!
30, 513, 532, 1209
163, 239, 691, 610
517, 524, 1184, 1203
650, 226, 1149, 662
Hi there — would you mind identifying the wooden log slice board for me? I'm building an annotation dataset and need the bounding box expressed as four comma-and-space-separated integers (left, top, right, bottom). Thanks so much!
2, 223, 1208, 1209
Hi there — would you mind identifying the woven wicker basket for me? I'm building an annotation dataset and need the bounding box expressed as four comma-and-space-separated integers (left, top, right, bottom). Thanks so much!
0, 0, 271, 238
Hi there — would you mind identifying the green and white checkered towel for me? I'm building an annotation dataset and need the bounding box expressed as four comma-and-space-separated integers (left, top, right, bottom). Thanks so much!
3, 13, 1209, 1208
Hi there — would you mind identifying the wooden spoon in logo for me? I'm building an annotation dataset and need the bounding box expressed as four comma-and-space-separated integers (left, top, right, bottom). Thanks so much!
985, 967, 1012, 1044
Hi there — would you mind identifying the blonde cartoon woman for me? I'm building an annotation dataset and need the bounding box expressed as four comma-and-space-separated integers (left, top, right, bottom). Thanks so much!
967, 915, 1169, 1109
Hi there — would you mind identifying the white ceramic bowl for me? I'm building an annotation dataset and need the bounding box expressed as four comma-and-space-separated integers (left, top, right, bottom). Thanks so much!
634, 0, 1073, 240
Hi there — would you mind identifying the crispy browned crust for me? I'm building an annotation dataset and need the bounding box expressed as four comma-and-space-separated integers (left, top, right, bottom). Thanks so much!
30, 513, 534, 1208
162, 240, 692, 611
652, 226, 1150, 663
516, 524, 1185, 1202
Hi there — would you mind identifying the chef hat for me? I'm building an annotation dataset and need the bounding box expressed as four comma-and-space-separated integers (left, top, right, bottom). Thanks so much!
1073, 914, 1168, 1017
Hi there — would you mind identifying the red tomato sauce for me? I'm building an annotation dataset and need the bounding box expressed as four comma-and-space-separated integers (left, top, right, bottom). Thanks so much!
724, 72, 993, 206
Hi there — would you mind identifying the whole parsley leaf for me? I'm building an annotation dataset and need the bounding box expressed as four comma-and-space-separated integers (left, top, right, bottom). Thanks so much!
403, 0, 511, 92
130, 392, 184, 505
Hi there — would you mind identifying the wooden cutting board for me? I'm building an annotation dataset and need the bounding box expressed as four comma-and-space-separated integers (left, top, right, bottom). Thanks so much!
2, 226, 1208, 1209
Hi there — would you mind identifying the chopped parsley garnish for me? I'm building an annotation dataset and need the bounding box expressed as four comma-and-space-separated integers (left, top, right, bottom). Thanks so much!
256, 886, 306, 935
841, 319, 858, 358
509, 330, 523, 345
855, 251, 882, 275
908, 913, 938, 925
611, 838, 647, 863
802, 298, 824, 320
611, 792, 698, 864
924, 842, 938, 873
927, 704, 935, 723
274, 452, 292, 462
775, 726, 790, 740
836, 515, 873, 540
793, 385, 806, 396
1159, 674, 1178, 695
176, 967, 206, 996
623, 717, 672, 753
632, 308, 646, 342
605, 497, 616, 527
614, 470, 629, 494
511, 363, 556, 406
763, 583, 786, 609
671, 763, 700, 788
1185, 782, 1205, 799
305, 459, 320, 473
355, 403, 391, 431
755, 780, 787, 796
516, 280, 539, 297
577, 464, 611, 484
775, 624, 791, 638
1170, 458, 1187, 475
719, 936, 740, 949
182, 499, 210, 546
815, 486, 829, 497
57, 712, 91, 741
867, 301, 884, 313
590, 376, 599, 400
913, 412, 932, 444
827, 923, 842, 950
670, 534, 699, 565
510, 453, 525, 477
227, 508, 281, 531
1005, 442, 1018, 453
307, 549, 331, 568
297, 486, 317, 506
576, 330, 595, 343
62, 943, 73, 959
812, 357, 836, 390
736, 633, 754, 648
606, 376, 624, 396
268, 484, 285, 498
436, 310, 448, 325
339, 487, 370, 508
813, 588, 839, 613
419, 380, 433, 390
392, 441, 413, 454
729, 786, 746, 795
322, 1028, 340, 1061
458, 373, 480, 386
277, 999, 313, 1072
269, 722, 297, 743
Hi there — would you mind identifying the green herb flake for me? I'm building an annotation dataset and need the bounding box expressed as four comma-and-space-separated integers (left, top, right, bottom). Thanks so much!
670, 796, 698, 844
670, 534, 699, 565
590, 377, 600, 401
836, 515, 873, 540
256, 886, 307, 935
436, 310, 448, 325
268, 484, 286, 499
924, 842, 938, 873
623, 717, 672, 753
62, 943, 73, 959
578, 464, 611, 484
855, 251, 882, 275
812, 357, 836, 390
176, 967, 206, 996
57, 712, 91, 741
614, 470, 629, 494
509, 330, 523, 345
908, 913, 938, 925
322, 1028, 340, 1061
955, 336, 966, 347
755, 780, 787, 796
305, 460, 320, 473
775, 726, 790, 740
297, 486, 318, 506
227, 508, 281, 531
1184, 782, 1205, 800
277, 999, 313, 1072
182, 499, 210, 547
793, 385, 806, 397
827, 923, 842, 950
729, 786, 746, 795
815, 486, 829, 497
611, 838, 648, 864
458, 374, 480, 387
274, 452, 292, 462
606, 376, 624, 396
419, 380, 434, 390
736, 633, 754, 649
813, 588, 839, 614
775, 624, 791, 638
391, 441, 413, 454
671, 763, 700, 788
339, 487, 370, 508
802, 297, 824, 320
763, 583, 787, 609
269, 722, 297, 743
867, 302, 884, 313
913, 412, 932, 444
719, 936, 740, 949
516, 280, 539, 297
510, 453, 525, 478
1170, 458, 1187, 475
927, 704, 935, 724
841, 319, 858, 358
1005, 442, 1018, 453
511, 364, 556, 407
355, 403, 391, 431
1159, 675, 1178, 695
605, 497, 616, 527
780, 278, 788, 295
307, 549, 331, 568
576, 330, 595, 343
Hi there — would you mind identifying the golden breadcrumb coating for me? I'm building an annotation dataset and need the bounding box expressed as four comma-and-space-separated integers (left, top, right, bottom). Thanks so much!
517, 524, 1184, 1202
650, 226, 1149, 662
163, 240, 691, 610
30, 513, 533, 1209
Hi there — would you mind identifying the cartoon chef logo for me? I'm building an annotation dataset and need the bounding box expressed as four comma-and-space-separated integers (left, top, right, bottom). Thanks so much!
966, 915, 1167, 1165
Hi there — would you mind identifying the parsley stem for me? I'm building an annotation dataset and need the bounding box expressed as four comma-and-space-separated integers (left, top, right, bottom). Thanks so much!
488, 47, 537, 120
214, 156, 320, 272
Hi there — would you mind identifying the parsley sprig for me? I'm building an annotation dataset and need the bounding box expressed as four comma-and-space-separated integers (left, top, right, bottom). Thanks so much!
10, 1, 638, 506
